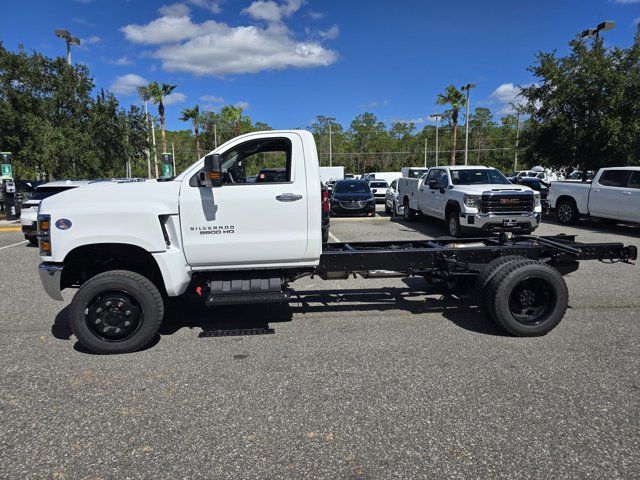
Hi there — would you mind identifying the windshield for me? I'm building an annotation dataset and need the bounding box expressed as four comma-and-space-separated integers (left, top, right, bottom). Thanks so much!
450, 169, 511, 185
334, 181, 371, 194
29, 186, 76, 201
369, 181, 388, 188
407, 169, 428, 178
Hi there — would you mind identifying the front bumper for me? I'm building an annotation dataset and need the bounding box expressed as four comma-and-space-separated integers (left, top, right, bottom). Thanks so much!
38, 263, 64, 301
460, 212, 541, 232
330, 204, 376, 216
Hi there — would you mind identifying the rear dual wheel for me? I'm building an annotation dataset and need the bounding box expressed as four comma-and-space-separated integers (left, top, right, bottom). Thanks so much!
478, 258, 568, 336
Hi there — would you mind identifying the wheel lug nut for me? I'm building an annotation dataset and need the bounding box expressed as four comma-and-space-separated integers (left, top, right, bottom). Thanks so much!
103, 327, 109, 333
105, 301, 112, 307
125, 310, 131, 316
96, 307, 102, 313
95, 319, 101, 325
118, 302, 124, 308
124, 321, 131, 327
115, 328, 121, 334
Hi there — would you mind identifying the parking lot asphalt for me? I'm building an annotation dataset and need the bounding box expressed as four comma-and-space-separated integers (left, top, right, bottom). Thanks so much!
1, 208, 639, 479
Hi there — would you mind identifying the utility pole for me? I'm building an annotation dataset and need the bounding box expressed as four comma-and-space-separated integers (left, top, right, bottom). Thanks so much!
461, 83, 476, 165
324, 117, 336, 167
143, 98, 152, 178
424, 137, 428, 167
54, 30, 80, 65
151, 117, 159, 178
214, 122, 218, 148
171, 142, 176, 176
514, 109, 521, 173
430, 113, 443, 167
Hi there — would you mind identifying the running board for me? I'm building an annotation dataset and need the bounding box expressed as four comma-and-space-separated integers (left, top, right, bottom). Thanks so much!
205, 291, 290, 306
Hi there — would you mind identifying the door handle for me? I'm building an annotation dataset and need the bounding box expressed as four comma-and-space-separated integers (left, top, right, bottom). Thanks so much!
593, 189, 601, 192
276, 193, 303, 202
623, 191, 632, 195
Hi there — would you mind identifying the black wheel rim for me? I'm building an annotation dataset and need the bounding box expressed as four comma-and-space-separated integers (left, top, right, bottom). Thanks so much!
508, 276, 556, 325
404, 201, 410, 219
449, 216, 458, 236
85, 290, 143, 342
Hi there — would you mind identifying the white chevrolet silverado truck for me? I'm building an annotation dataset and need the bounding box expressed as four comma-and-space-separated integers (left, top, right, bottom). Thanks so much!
548, 167, 640, 225
36, 130, 637, 354
397, 166, 542, 237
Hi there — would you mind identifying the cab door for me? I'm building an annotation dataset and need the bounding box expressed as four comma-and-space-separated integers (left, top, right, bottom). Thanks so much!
589, 169, 631, 219
179, 133, 310, 268
620, 170, 640, 223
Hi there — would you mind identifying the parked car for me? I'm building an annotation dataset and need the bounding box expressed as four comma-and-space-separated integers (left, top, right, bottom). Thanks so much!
321, 182, 330, 243
398, 166, 542, 237
330, 179, 376, 216
385, 179, 401, 216
518, 177, 550, 215
362, 171, 402, 185
548, 167, 640, 224
20, 180, 91, 245
367, 179, 388, 203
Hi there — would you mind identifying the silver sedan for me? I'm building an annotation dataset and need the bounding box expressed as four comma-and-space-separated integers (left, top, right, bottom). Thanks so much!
384, 179, 402, 216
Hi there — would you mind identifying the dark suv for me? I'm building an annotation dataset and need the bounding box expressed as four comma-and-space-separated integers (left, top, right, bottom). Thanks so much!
330, 180, 376, 216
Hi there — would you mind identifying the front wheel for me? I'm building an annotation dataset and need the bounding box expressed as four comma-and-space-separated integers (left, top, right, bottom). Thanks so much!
68, 270, 164, 354
446, 209, 462, 237
403, 198, 415, 222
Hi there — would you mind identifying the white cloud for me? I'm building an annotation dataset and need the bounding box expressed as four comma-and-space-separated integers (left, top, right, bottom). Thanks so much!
358, 100, 388, 109
109, 73, 148, 95
490, 83, 526, 105
200, 95, 224, 103
242, 0, 303, 23
187, 0, 223, 13
234, 100, 249, 109
109, 56, 134, 66
394, 117, 425, 125
81, 35, 101, 45
308, 10, 324, 20
164, 92, 187, 105
612, 0, 640, 3
319, 24, 339, 40
122, 3, 337, 76
158, 3, 191, 17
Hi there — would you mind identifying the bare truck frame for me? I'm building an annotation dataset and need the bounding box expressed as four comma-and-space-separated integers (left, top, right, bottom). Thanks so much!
193, 234, 636, 339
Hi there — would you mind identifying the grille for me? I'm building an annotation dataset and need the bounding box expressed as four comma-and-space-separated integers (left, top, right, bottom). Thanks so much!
481, 193, 534, 213
339, 200, 367, 209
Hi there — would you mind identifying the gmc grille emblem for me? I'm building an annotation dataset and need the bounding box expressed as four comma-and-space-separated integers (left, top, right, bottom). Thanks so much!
500, 198, 519, 205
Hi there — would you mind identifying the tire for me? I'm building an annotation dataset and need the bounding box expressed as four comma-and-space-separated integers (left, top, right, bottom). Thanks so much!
384, 203, 391, 215
485, 260, 568, 336
68, 270, 164, 354
27, 237, 38, 246
556, 198, 578, 225
475, 255, 529, 315
446, 208, 462, 237
403, 198, 415, 222
322, 228, 329, 243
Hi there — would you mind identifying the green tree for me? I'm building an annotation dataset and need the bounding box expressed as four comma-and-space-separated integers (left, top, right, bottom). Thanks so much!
520, 33, 640, 172
147, 81, 176, 153
179, 105, 203, 160
437, 85, 466, 166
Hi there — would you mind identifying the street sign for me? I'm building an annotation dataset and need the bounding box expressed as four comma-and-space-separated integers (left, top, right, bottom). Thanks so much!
1, 163, 12, 179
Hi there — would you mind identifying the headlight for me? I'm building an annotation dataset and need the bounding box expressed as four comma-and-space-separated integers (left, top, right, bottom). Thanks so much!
534, 192, 541, 207
463, 194, 481, 208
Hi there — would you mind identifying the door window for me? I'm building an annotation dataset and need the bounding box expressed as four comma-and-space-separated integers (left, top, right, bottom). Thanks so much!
627, 171, 640, 189
219, 138, 292, 185
598, 170, 631, 187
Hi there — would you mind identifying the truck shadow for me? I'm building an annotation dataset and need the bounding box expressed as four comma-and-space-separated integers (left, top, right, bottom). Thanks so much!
542, 214, 640, 239
388, 213, 451, 238
51, 280, 507, 354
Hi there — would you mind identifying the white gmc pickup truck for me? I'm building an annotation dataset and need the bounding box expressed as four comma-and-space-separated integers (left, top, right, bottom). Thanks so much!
397, 166, 542, 237
548, 167, 640, 225
36, 130, 637, 353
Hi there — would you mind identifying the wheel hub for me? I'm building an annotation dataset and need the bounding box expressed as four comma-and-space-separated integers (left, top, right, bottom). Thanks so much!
86, 292, 141, 340
517, 289, 536, 308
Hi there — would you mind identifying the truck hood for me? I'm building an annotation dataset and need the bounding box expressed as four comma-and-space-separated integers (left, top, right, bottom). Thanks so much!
455, 184, 534, 195
39, 179, 181, 217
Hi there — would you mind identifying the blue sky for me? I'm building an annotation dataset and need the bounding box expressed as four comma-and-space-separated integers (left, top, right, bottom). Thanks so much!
1, 0, 639, 131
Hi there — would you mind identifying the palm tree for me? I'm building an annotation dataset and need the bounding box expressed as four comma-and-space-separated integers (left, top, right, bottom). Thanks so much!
436, 85, 466, 165
137, 85, 154, 178
148, 81, 177, 153
180, 105, 202, 160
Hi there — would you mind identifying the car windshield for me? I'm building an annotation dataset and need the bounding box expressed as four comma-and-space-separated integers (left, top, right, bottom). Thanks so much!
369, 181, 388, 188
450, 169, 511, 185
334, 181, 371, 194
29, 186, 76, 200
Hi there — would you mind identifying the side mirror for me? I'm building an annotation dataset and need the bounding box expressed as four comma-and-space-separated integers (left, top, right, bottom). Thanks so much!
199, 153, 222, 187
428, 179, 438, 190
372, 189, 377, 194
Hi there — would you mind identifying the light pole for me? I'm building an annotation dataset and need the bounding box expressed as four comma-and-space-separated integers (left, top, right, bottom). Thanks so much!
324, 116, 336, 167
424, 137, 428, 167
461, 83, 476, 166
581, 20, 615, 42
514, 108, 521, 173
54, 29, 80, 65
430, 113, 443, 167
